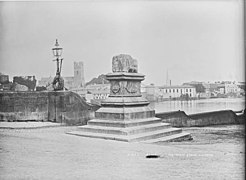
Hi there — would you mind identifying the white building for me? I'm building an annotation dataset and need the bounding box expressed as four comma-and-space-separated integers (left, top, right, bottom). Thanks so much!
143, 85, 196, 101
224, 83, 240, 94
86, 89, 109, 101
158, 85, 196, 98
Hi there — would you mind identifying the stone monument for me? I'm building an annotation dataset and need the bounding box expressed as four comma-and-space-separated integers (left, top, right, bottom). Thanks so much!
68, 54, 191, 143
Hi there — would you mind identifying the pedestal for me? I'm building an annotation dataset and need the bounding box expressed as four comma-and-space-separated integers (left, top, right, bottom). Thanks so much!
67, 55, 191, 143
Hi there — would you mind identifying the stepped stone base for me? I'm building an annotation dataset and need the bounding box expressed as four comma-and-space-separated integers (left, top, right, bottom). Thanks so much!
67, 117, 191, 143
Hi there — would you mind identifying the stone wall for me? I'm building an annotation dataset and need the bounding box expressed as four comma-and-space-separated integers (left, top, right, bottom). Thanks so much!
0, 91, 98, 125
156, 110, 244, 127
155, 111, 190, 127
0, 91, 48, 121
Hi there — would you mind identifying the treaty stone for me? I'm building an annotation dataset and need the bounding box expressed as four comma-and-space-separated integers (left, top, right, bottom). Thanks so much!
112, 54, 138, 73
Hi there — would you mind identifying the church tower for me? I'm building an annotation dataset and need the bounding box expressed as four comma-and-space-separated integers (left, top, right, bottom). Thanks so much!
74, 61, 85, 88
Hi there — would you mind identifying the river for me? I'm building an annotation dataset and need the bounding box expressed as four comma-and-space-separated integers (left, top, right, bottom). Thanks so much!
149, 97, 245, 114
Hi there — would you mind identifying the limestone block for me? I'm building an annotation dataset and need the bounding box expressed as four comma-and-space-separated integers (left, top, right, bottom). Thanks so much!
112, 54, 138, 73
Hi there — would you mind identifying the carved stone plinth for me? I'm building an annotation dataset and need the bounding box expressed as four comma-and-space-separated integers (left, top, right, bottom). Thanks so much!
103, 72, 148, 103
95, 71, 153, 122
68, 55, 191, 143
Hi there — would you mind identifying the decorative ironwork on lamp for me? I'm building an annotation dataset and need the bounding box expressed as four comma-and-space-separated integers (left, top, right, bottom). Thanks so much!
52, 39, 64, 91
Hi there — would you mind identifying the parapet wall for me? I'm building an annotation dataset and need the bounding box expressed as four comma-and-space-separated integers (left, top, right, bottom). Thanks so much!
0, 91, 48, 121
156, 110, 245, 127
0, 91, 98, 125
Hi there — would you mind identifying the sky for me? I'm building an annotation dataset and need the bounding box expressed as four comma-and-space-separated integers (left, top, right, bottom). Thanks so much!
0, 0, 244, 85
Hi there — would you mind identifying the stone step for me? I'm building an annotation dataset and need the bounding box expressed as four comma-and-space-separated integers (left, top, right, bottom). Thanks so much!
66, 131, 128, 142
87, 117, 162, 128
67, 127, 182, 142
124, 123, 171, 135
127, 128, 182, 142
78, 125, 124, 135
142, 132, 191, 144
77, 123, 171, 135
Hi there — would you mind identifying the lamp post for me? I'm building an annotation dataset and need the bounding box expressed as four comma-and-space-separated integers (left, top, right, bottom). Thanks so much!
52, 39, 64, 91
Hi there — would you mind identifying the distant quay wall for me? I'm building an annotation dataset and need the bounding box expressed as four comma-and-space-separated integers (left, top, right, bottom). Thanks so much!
156, 110, 245, 127
0, 91, 99, 125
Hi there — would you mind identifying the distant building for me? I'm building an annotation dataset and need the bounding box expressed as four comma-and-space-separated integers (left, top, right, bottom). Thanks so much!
142, 85, 196, 101
69, 88, 86, 97
69, 83, 110, 104
237, 82, 245, 91
141, 84, 156, 102
86, 89, 110, 102
38, 76, 53, 87
185, 81, 244, 98
13, 76, 36, 91
85, 84, 110, 103
183, 81, 205, 94
0, 74, 9, 84
159, 85, 196, 99
38, 76, 53, 90
202, 83, 219, 93
224, 83, 240, 94
86, 84, 110, 91
0, 73, 11, 91
236, 82, 245, 95
38, 61, 85, 90
73, 62, 85, 88
217, 84, 225, 94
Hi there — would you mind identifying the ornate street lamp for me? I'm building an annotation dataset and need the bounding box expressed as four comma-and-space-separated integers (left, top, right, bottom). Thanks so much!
52, 39, 64, 91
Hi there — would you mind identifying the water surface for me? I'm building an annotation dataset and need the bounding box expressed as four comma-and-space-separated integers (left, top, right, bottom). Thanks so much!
150, 98, 245, 114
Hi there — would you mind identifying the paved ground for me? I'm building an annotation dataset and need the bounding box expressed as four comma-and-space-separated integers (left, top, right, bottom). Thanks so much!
0, 122, 61, 129
0, 124, 244, 180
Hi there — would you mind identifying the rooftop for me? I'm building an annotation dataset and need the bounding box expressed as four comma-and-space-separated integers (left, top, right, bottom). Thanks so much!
145, 85, 195, 89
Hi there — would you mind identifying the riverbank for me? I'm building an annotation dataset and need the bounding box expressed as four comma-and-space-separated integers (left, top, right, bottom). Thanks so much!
151, 97, 245, 114
0, 125, 244, 180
